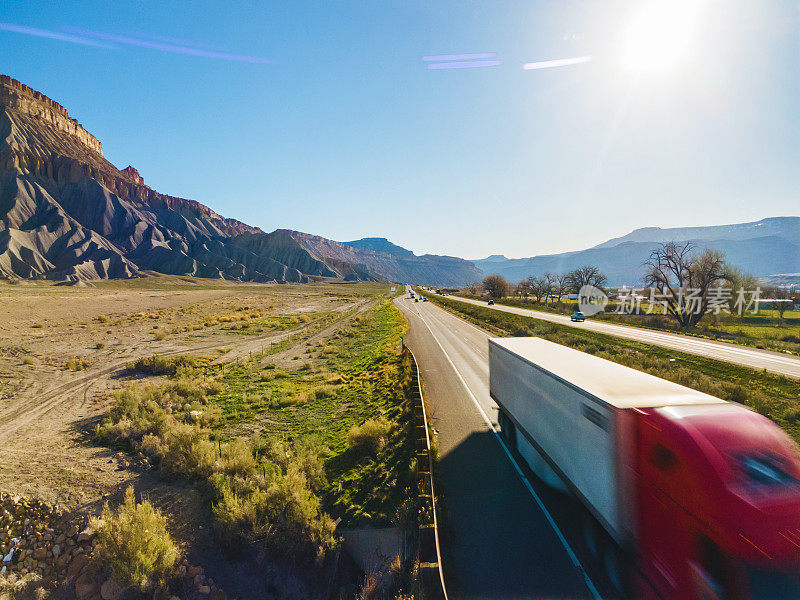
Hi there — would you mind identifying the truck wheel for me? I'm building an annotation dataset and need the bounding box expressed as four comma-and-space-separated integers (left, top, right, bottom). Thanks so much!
498, 410, 515, 448
583, 515, 600, 560
602, 539, 628, 596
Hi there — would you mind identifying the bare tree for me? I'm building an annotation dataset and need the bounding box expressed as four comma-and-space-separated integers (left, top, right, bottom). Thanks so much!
723, 266, 759, 314
482, 274, 510, 299
553, 272, 569, 305
542, 272, 557, 305
515, 277, 533, 299
464, 281, 482, 296
644, 241, 727, 328
564, 265, 608, 294
765, 286, 791, 320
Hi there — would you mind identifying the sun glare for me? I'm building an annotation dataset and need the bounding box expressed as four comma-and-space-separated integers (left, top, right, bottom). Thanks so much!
622, 0, 703, 75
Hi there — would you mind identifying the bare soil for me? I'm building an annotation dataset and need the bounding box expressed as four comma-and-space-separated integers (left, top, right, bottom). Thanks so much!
0, 278, 383, 515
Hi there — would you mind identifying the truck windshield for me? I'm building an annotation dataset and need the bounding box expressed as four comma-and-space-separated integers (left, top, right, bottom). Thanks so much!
734, 453, 798, 490
748, 566, 800, 600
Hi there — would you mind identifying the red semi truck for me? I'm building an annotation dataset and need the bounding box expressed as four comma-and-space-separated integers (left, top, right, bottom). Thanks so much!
489, 337, 800, 600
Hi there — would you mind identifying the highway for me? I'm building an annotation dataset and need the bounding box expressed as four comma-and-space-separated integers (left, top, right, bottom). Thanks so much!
442, 294, 800, 378
395, 293, 611, 600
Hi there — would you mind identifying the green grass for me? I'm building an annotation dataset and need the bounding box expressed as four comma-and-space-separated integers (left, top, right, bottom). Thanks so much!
99, 298, 415, 531
212, 300, 415, 526
422, 291, 800, 444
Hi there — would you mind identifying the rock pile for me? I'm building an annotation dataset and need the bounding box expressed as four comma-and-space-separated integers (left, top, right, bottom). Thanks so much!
0, 494, 234, 600
0, 492, 91, 580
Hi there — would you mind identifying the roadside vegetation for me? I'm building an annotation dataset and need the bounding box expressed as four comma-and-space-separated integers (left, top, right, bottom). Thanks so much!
92, 487, 181, 591
93, 298, 419, 594
421, 290, 800, 445
456, 290, 800, 356
462, 243, 800, 355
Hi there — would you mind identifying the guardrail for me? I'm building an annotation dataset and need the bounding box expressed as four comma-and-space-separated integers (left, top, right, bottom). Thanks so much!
404, 344, 449, 600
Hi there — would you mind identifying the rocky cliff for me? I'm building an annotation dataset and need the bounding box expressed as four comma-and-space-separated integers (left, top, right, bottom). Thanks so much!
0, 75, 322, 282
0, 75, 481, 285
289, 231, 483, 286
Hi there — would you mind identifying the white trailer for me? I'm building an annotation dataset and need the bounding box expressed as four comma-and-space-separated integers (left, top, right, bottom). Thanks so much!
488, 337, 724, 548
489, 336, 800, 599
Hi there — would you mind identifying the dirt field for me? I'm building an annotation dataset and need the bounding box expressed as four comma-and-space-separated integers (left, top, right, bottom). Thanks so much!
0, 277, 388, 516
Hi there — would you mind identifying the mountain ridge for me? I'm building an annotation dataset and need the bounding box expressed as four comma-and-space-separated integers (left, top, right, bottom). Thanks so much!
0, 74, 481, 286
473, 217, 800, 286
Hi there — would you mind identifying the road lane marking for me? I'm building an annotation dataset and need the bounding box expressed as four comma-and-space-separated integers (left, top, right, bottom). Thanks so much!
410, 303, 603, 600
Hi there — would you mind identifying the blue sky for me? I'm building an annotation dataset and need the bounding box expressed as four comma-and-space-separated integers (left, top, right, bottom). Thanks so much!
2, 1, 798, 258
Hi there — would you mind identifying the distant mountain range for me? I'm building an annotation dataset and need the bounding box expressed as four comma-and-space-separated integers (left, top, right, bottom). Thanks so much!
1, 74, 795, 288
0, 75, 479, 286
473, 217, 800, 286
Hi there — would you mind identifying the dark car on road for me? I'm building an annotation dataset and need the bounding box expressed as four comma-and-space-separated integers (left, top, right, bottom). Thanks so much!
570, 311, 586, 322
488, 299, 494, 305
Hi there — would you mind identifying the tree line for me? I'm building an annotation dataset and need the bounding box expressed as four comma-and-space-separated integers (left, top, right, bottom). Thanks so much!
477, 265, 607, 303
473, 241, 797, 328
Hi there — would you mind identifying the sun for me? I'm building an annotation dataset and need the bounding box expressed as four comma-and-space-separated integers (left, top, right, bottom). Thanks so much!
621, 0, 703, 75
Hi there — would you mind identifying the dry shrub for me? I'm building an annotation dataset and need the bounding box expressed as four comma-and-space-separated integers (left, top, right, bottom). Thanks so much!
221, 439, 256, 476
140, 433, 168, 459
129, 355, 204, 377
347, 417, 391, 454
0, 571, 43, 599
212, 464, 337, 562
314, 386, 337, 400
159, 423, 216, 480
205, 380, 223, 395
65, 357, 90, 371
92, 487, 180, 591
166, 378, 206, 403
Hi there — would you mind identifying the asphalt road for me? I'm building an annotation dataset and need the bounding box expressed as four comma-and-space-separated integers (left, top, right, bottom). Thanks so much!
444, 295, 800, 379
395, 294, 612, 600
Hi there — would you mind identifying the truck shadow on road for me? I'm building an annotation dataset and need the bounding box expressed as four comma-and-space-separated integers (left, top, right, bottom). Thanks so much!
434, 429, 620, 600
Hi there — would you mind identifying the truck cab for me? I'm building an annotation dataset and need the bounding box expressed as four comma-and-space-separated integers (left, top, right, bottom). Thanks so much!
634, 403, 800, 600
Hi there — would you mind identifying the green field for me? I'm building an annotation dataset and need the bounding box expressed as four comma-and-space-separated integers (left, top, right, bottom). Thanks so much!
212, 300, 415, 525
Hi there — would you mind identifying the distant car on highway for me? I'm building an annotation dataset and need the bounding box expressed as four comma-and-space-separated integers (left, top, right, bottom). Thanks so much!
414, 298, 419, 302
488, 299, 494, 305
570, 311, 585, 322
422, 297, 428, 302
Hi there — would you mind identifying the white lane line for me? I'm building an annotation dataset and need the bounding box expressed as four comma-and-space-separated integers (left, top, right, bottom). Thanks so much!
411, 303, 603, 600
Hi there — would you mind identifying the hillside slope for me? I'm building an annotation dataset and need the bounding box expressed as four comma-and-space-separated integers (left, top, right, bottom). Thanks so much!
288, 231, 483, 286
0, 74, 480, 285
